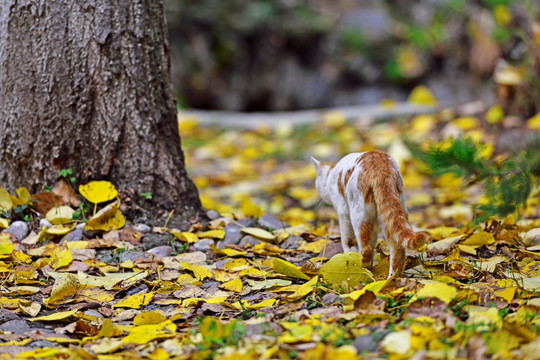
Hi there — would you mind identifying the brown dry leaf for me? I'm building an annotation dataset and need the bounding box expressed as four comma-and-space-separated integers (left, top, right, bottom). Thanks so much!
52, 179, 81, 207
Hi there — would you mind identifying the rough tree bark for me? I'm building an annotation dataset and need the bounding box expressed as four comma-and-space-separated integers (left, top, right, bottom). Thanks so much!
0, 1, 202, 218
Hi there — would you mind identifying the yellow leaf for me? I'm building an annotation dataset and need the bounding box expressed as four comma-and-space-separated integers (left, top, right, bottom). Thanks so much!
494, 64, 524, 85
66, 241, 89, 250
90, 338, 124, 355
180, 261, 213, 280
299, 239, 326, 253
113, 292, 154, 309
380, 99, 396, 109
458, 244, 477, 255
133, 311, 167, 325
19, 300, 41, 317
287, 276, 318, 301
485, 105, 504, 124
196, 230, 226, 240
319, 252, 373, 287
49, 244, 72, 270
426, 226, 461, 240
96, 318, 123, 338
46, 273, 79, 306
322, 111, 346, 128
341, 280, 387, 301
30, 309, 78, 322
169, 230, 199, 243
210, 245, 247, 257
122, 320, 177, 344
408, 85, 437, 106
241, 227, 275, 241
381, 330, 411, 355
461, 231, 495, 246
411, 114, 435, 134
271, 258, 310, 280
467, 306, 502, 330
410, 281, 457, 304
46, 205, 75, 225
45, 224, 74, 236
0, 218, 10, 230
85, 200, 125, 231
249, 298, 277, 309
240, 198, 263, 218
15, 187, 31, 204
450, 116, 479, 130
527, 113, 540, 131
493, 4, 511, 26
220, 278, 243, 293
0, 188, 13, 213
0, 233, 14, 255
79, 181, 118, 204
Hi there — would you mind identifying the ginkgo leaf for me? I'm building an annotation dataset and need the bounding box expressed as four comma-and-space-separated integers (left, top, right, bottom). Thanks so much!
408, 85, 437, 106
461, 231, 495, 246
271, 258, 310, 280
196, 230, 225, 240
49, 244, 73, 270
113, 292, 154, 309
287, 276, 318, 301
45, 224, 74, 236
46, 206, 75, 225
220, 278, 243, 293
121, 320, 177, 344
133, 311, 167, 326
410, 281, 457, 304
381, 330, 411, 355
169, 230, 199, 243
0, 233, 14, 255
241, 227, 275, 241
0, 218, 10, 230
79, 181, 118, 204
85, 200, 125, 231
46, 273, 79, 306
0, 187, 13, 213
319, 252, 373, 287
180, 261, 213, 281
30, 309, 78, 322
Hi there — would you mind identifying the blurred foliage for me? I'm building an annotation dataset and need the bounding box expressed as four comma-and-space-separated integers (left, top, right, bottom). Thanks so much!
418, 136, 540, 222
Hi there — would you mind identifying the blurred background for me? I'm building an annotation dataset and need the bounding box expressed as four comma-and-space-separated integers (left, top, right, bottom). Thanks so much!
165, 0, 538, 114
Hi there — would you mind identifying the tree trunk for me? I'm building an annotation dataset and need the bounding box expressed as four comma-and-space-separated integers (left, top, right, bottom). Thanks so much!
0, 1, 202, 218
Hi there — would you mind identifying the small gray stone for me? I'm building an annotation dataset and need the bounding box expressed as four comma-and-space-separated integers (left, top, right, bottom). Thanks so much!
192, 239, 214, 252
120, 250, 147, 263
524, 228, 540, 245
353, 335, 377, 353
28, 340, 56, 349
281, 235, 302, 249
75, 223, 85, 230
146, 245, 173, 257
0, 309, 19, 324
321, 292, 340, 305
3, 221, 29, 241
239, 235, 261, 248
133, 223, 152, 233
127, 284, 148, 296
219, 224, 243, 249
258, 213, 288, 230
39, 219, 53, 228
140, 233, 170, 250
0, 320, 31, 334
84, 310, 103, 318
206, 210, 220, 220
62, 229, 84, 242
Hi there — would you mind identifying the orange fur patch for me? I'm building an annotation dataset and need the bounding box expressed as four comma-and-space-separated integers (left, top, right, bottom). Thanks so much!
337, 171, 346, 199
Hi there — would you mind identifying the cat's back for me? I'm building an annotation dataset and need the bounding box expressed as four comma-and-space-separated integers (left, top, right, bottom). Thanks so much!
334, 152, 398, 172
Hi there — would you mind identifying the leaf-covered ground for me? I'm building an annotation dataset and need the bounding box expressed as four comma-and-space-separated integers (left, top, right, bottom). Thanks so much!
1, 93, 540, 359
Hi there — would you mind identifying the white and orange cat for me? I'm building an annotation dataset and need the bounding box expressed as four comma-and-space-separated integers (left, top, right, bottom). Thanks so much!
312, 151, 427, 277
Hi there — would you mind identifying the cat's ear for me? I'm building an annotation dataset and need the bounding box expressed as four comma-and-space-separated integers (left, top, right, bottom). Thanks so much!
311, 156, 321, 169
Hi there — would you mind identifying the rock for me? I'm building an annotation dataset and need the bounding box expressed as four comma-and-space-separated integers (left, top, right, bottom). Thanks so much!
353, 335, 378, 353
206, 210, 220, 220
321, 292, 340, 305
39, 219, 53, 228
146, 245, 174, 258
3, 221, 29, 241
258, 213, 288, 230
192, 239, 214, 252
133, 223, 152, 233
0, 320, 31, 334
28, 340, 57, 349
239, 235, 261, 248
140, 233, 170, 250
218, 224, 243, 249
62, 228, 83, 242
120, 250, 147, 263
83, 228, 101, 239
281, 235, 302, 249
524, 228, 540, 245
75, 223, 85, 230
84, 310, 103, 318
0, 309, 19, 324
127, 284, 148, 296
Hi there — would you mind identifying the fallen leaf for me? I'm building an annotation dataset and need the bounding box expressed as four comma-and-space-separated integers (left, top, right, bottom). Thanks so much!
319, 252, 373, 287
271, 258, 310, 280
79, 181, 118, 203
85, 200, 125, 231
30, 309, 79, 322
45, 205, 75, 225
241, 227, 275, 241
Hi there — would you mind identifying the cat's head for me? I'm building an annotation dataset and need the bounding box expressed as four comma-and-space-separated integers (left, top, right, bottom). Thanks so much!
311, 156, 331, 203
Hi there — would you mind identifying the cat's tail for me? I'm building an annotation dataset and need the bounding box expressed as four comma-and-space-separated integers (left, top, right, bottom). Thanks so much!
372, 175, 427, 250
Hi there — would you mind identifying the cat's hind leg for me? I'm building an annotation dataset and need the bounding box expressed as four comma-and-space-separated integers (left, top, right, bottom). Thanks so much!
338, 212, 356, 252
387, 231, 406, 278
